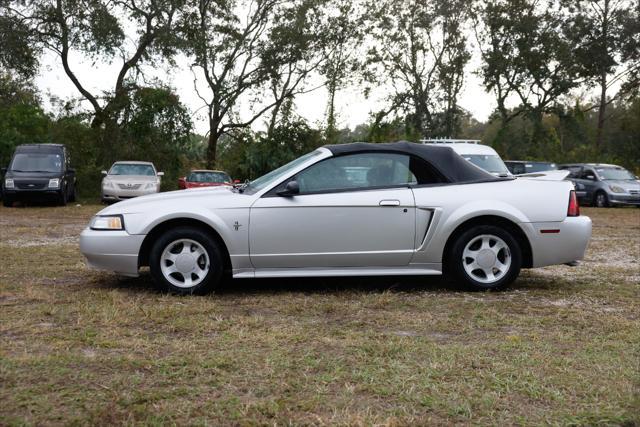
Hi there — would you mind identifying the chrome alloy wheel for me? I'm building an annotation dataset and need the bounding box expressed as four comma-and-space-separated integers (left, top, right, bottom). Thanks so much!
160, 239, 210, 288
462, 234, 512, 284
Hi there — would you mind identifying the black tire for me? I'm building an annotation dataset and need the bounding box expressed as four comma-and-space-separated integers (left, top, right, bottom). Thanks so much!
2, 197, 13, 208
57, 187, 68, 206
593, 191, 609, 208
149, 226, 223, 295
446, 224, 522, 291
69, 183, 77, 202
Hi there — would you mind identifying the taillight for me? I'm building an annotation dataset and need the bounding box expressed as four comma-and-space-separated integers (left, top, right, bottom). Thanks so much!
567, 190, 580, 217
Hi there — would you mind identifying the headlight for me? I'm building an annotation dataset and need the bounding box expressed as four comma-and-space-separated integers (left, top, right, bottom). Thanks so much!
48, 178, 60, 189
609, 185, 625, 193
90, 215, 124, 230
4, 178, 14, 189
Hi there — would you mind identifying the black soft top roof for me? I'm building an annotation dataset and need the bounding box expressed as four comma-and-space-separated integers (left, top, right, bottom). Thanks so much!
324, 141, 504, 184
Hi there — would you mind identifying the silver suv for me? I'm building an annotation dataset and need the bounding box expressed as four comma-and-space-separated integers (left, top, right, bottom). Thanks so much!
560, 163, 640, 207
101, 161, 163, 203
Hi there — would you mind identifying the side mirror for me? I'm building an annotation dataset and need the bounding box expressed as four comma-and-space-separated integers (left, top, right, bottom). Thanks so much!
157, 171, 164, 177
101, 170, 108, 176
277, 180, 299, 197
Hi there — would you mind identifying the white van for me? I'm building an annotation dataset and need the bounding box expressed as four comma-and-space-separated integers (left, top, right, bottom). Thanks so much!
420, 139, 511, 177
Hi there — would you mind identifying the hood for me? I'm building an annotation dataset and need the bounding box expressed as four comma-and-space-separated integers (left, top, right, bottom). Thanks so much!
5, 170, 63, 179
516, 170, 570, 181
603, 179, 640, 190
104, 174, 159, 183
99, 185, 238, 215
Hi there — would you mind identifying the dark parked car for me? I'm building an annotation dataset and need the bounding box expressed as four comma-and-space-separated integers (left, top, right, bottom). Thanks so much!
2, 144, 77, 207
560, 163, 640, 207
505, 160, 558, 175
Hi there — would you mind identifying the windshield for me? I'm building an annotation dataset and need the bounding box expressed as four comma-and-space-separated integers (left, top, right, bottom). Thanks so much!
10, 153, 63, 173
188, 171, 230, 183
247, 150, 322, 192
462, 154, 509, 174
596, 167, 635, 180
109, 163, 156, 176
524, 162, 557, 172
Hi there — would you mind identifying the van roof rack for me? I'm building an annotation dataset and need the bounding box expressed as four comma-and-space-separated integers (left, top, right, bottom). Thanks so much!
419, 138, 480, 144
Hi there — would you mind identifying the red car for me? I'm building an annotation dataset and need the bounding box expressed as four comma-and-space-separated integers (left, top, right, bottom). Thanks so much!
178, 170, 234, 189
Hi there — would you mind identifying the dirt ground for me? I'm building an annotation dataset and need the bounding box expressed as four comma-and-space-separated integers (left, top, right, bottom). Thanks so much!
0, 204, 638, 425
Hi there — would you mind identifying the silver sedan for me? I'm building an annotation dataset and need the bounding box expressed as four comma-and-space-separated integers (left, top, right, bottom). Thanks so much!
81, 142, 591, 294
101, 161, 163, 203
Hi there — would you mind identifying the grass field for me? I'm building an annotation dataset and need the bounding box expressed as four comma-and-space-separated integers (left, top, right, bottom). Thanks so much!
0, 204, 638, 425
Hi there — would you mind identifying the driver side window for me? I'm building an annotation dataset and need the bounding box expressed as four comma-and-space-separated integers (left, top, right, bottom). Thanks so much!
296, 153, 416, 194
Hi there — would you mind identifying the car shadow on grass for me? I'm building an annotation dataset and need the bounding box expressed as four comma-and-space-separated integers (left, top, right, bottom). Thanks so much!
101, 270, 565, 297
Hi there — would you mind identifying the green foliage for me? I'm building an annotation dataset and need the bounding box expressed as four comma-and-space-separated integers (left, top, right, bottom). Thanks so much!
0, 75, 49, 168
114, 87, 194, 191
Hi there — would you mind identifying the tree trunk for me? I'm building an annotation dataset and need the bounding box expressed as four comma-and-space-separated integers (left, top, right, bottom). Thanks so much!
326, 78, 338, 143
595, 71, 607, 150
206, 131, 219, 169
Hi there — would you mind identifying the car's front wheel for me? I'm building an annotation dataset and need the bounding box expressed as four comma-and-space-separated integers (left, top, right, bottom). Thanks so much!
149, 227, 223, 295
447, 225, 522, 291
594, 191, 609, 208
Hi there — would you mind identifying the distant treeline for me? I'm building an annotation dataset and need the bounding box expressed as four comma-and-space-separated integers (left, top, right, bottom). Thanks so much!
0, 0, 638, 197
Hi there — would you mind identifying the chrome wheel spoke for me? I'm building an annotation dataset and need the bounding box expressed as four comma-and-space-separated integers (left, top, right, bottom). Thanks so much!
192, 246, 205, 259
462, 234, 512, 284
160, 238, 211, 289
164, 264, 178, 274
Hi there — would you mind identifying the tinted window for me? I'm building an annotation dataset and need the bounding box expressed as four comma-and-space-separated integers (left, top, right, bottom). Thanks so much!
109, 163, 156, 176
561, 166, 582, 178
188, 171, 230, 183
461, 155, 509, 174
525, 162, 557, 172
579, 168, 595, 179
295, 153, 418, 193
10, 153, 63, 173
507, 163, 526, 175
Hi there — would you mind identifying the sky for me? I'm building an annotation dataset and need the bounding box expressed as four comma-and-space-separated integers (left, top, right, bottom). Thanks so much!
35, 37, 495, 137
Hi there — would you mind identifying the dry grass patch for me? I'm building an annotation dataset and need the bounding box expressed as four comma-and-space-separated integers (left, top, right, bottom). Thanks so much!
1, 204, 639, 425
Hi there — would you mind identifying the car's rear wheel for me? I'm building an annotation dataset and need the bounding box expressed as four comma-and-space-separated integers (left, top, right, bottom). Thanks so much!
69, 183, 77, 202
149, 226, 223, 295
447, 225, 522, 291
594, 191, 609, 208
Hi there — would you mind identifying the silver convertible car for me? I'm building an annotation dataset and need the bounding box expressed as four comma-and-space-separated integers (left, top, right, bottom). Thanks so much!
80, 142, 592, 294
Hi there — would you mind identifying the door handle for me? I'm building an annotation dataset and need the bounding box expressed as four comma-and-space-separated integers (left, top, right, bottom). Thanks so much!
379, 199, 401, 206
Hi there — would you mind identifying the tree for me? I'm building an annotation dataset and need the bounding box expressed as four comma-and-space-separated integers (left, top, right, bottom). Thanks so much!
2, 1, 184, 143
565, 0, 640, 148
475, 0, 581, 153
316, 0, 363, 143
364, 0, 471, 137
116, 86, 193, 188
183, 0, 326, 168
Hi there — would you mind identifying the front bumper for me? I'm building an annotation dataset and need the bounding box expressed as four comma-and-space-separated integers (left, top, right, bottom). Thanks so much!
3, 189, 61, 200
523, 216, 592, 268
79, 228, 145, 276
609, 194, 640, 206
